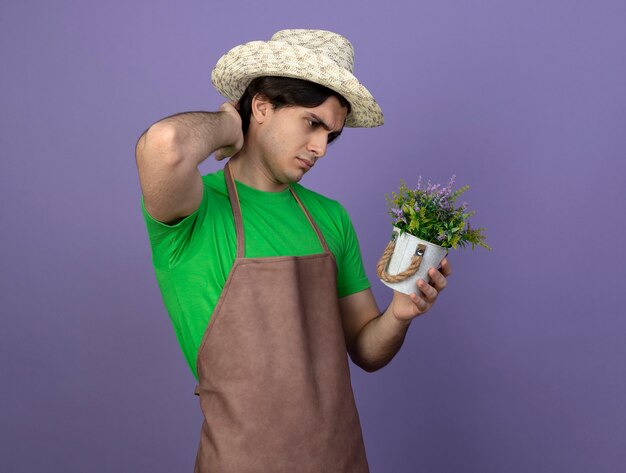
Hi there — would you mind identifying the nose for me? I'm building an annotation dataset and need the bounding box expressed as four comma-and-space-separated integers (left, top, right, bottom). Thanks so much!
307, 133, 327, 159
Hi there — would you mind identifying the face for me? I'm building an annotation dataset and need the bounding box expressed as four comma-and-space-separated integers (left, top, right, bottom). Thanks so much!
251, 95, 348, 185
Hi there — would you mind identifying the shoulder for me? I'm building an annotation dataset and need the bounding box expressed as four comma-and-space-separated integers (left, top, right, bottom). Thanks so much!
291, 183, 354, 239
291, 183, 347, 216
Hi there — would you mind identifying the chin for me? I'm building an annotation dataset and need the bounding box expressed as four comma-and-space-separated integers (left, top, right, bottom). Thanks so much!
292, 170, 308, 182
282, 168, 305, 184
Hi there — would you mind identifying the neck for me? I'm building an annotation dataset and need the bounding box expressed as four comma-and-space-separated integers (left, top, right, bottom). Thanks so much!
227, 143, 289, 192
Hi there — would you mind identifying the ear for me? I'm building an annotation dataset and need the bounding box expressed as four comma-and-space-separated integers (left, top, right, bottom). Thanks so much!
251, 94, 272, 124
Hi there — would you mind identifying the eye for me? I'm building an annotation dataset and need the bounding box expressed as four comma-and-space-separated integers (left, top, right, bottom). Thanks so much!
307, 119, 319, 128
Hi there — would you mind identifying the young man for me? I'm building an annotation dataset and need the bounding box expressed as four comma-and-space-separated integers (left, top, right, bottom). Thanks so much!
136, 29, 451, 472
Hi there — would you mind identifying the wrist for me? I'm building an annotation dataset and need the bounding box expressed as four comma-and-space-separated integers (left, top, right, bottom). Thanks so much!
384, 301, 412, 329
219, 110, 243, 145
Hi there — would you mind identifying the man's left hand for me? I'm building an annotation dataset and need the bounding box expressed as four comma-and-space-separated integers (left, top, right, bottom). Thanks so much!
391, 258, 452, 323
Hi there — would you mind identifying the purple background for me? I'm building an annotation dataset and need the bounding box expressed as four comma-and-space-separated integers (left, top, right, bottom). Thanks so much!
1, 1, 625, 471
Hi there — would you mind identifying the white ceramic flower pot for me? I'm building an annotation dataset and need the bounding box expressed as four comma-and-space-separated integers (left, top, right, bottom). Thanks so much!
378, 226, 449, 296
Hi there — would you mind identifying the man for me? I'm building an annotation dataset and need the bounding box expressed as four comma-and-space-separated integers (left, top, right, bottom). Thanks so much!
135, 29, 451, 472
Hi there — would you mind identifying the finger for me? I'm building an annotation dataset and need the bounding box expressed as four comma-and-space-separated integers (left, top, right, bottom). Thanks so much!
417, 279, 438, 302
427, 267, 448, 292
439, 258, 452, 278
219, 102, 236, 113
410, 292, 430, 313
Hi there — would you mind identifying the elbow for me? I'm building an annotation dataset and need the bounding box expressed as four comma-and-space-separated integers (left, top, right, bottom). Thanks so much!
357, 361, 385, 374
135, 122, 183, 169
348, 351, 385, 373
360, 364, 380, 374
362, 362, 386, 373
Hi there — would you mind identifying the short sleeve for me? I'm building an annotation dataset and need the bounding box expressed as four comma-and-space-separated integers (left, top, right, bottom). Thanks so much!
336, 205, 371, 298
140, 186, 207, 270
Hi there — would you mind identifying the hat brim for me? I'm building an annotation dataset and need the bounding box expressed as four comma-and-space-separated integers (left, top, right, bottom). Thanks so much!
211, 41, 384, 128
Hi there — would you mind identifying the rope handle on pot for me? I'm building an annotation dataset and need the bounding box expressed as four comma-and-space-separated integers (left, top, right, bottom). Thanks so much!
376, 231, 427, 283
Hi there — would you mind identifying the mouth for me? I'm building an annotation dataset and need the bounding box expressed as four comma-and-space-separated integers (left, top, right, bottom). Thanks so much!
296, 157, 313, 171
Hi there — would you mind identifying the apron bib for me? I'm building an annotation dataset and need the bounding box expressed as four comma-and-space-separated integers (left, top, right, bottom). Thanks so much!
193, 162, 369, 472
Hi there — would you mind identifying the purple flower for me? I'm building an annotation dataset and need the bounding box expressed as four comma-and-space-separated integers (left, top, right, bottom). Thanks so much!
438, 175, 455, 201
446, 174, 456, 190
427, 182, 441, 193
390, 207, 406, 223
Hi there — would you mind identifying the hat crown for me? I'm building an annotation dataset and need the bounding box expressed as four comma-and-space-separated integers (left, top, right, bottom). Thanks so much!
270, 29, 355, 73
211, 28, 383, 127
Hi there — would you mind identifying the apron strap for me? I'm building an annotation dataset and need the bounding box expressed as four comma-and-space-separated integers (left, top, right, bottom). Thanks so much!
224, 162, 246, 258
289, 187, 331, 254
224, 161, 331, 257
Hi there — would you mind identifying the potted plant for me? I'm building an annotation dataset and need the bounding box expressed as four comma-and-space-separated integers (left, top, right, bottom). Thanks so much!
377, 175, 491, 295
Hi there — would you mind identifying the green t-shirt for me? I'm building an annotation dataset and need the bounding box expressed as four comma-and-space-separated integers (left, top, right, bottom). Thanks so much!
141, 169, 370, 380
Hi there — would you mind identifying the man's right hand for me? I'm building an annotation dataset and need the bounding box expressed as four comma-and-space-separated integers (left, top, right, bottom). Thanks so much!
214, 102, 244, 161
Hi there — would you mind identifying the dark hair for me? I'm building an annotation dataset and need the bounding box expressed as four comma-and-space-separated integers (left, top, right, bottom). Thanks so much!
237, 76, 351, 139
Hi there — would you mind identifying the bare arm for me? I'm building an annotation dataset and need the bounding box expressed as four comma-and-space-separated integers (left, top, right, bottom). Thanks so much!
339, 289, 412, 372
134, 103, 243, 225
339, 259, 452, 372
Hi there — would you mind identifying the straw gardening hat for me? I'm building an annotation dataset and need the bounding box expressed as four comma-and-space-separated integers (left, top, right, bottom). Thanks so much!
211, 29, 384, 128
